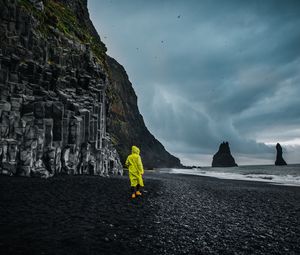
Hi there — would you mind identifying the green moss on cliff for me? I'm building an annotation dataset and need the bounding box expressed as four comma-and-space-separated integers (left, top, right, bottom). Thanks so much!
18, 0, 107, 63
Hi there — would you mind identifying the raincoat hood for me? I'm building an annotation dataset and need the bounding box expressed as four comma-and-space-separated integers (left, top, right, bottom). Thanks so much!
131, 145, 140, 155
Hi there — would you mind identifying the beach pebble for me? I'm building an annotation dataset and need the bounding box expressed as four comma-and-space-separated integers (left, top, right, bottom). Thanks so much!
0, 171, 299, 254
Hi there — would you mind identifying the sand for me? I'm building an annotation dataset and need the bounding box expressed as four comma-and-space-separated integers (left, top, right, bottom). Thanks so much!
0, 172, 299, 254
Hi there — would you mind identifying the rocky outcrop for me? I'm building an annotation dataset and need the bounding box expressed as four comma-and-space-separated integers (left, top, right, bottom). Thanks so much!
106, 56, 182, 169
0, 0, 122, 177
0, 0, 181, 175
275, 143, 287, 166
212, 142, 238, 167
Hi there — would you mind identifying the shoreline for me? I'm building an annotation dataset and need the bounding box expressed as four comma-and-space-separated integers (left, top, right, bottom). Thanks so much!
158, 166, 300, 187
163, 172, 300, 187
0, 172, 299, 254
169, 171, 300, 187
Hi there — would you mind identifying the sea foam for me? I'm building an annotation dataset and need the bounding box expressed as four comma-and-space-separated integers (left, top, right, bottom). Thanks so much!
165, 166, 300, 187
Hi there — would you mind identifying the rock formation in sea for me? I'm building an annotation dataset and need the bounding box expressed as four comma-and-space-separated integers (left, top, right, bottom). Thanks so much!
275, 143, 287, 166
212, 142, 238, 167
0, 0, 181, 177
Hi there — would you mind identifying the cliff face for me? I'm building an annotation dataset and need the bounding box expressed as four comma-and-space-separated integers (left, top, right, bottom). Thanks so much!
0, 0, 182, 175
212, 142, 238, 167
106, 56, 182, 168
0, 0, 122, 177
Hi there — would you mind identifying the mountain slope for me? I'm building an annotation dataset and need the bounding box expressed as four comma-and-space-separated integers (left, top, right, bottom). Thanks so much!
106, 56, 182, 168
0, 0, 182, 170
54, 0, 182, 168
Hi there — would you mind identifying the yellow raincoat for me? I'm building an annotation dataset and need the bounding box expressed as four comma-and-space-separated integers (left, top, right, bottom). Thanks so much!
125, 146, 144, 187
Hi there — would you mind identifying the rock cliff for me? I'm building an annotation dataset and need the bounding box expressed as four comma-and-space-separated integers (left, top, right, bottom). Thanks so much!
212, 142, 238, 167
106, 56, 182, 169
0, 0, 181, 176
0, 0, 122, 177
275, 143, 287, 166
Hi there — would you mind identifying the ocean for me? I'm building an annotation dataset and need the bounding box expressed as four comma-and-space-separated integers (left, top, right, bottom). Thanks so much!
160, 164, 300, 187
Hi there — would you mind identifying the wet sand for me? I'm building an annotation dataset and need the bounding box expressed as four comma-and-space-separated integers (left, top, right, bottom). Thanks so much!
0, 172, 299, 254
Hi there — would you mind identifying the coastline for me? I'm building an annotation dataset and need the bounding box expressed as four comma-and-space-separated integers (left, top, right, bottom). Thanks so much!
162, 165, 300, 187
0, 172, 299, 254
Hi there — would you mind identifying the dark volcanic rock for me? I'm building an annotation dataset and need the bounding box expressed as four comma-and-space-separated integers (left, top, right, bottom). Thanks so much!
0, 0, 122, 177
275, 143, 287, 166
1, 174, 299, 254
106, 56, 182, 169
212, 142, 238, 167
0, 0, 181, 175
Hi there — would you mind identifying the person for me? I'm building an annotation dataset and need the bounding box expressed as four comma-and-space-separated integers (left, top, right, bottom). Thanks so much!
125, 145, 144, 199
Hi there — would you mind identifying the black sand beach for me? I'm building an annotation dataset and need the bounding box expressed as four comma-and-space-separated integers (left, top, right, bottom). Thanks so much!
0, 172, 299, 255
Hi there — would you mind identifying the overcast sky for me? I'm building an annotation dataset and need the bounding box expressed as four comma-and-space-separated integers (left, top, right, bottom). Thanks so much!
88, 0, 300, 166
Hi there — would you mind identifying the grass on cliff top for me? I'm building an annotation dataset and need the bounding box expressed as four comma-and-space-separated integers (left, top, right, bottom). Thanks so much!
18, 0, 119, 117
18, 0, 107, 64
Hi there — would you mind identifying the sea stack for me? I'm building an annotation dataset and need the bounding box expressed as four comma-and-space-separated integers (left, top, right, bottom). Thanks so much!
212, 142, 238, 167
275, 143, 287, 166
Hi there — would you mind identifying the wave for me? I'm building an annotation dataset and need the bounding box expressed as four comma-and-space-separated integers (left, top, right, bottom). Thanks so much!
167, 168, 300, 187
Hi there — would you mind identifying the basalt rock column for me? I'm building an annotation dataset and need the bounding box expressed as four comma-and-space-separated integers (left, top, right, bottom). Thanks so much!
0, 0, 122, 177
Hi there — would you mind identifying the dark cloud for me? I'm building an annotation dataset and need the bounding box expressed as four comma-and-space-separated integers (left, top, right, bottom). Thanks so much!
88, 0, 300, 165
